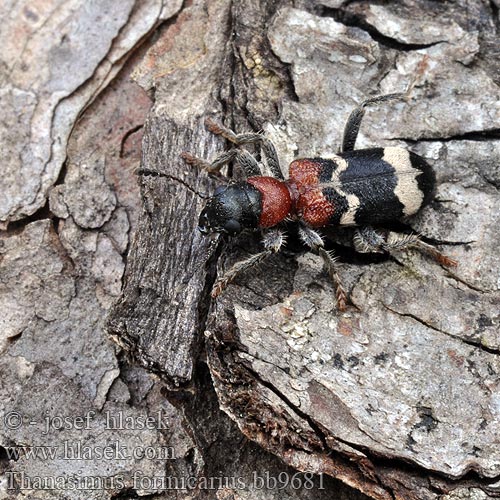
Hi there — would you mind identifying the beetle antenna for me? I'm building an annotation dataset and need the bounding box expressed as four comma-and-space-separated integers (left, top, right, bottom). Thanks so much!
136, 168, 211, 199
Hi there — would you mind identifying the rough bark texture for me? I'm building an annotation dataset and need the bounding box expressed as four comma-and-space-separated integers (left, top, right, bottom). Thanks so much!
1, 0, 499, 499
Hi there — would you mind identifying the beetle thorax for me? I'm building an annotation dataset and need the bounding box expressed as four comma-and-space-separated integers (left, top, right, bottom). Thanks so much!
247, 176, 293, 228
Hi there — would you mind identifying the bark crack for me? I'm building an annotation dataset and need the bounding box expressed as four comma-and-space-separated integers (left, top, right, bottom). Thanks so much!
445, 273, 489, 294
318, 6, 445, 52
382, 303, 500, 356
119, 124, 144, 158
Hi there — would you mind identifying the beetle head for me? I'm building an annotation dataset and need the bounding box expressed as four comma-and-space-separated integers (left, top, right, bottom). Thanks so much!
198, 182, 262, 236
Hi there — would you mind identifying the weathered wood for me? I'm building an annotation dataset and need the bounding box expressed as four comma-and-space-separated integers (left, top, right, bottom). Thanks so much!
0, 0, 179, 226
2, 0, 499, 499
106, 0, 236, 385
199, 2, 500, 497
108, 0, 500, 498
107, 117, 220, 384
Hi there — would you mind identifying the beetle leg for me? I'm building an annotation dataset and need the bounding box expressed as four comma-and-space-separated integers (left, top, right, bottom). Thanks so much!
181, 148, 237, 173
354, 226, 458, 267
354, 226, 419, 253
206, 118, 284, 180
341, 93, 406, 153
353, 226, 387, 253
411, 239, 458, 268
211, 229, 286, 298
260, 138, 283, 180
181, 148, 263, 177
235, 150, 263, 177
211, 251, 271, 298
341, 58, 429, 153
386, 232, 458, 267
298, 225, 348, 311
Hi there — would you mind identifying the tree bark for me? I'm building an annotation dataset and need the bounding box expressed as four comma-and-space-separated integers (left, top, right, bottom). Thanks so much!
108, 0, 500, 497
2, 1, 499, 499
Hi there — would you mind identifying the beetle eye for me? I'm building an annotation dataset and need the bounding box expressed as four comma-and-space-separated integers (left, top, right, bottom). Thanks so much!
223, 219, 241, 236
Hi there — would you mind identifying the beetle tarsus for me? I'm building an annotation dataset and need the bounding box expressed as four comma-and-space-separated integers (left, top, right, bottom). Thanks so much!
342, 93, 407, 153
354, 227, 457, 268
211, 229, 286, 298
299, 226, 349, 310
413, 240, 458, 268
211, 249, 273, 298
318, 247, 349, 312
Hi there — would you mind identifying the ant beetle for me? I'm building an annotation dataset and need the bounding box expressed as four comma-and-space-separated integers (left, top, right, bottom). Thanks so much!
181, 93, 457, 310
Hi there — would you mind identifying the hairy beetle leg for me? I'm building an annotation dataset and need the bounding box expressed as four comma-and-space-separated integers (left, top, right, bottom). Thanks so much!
205, 118, 284, 179
181, 150, 237, 174
182, 145, 263, 177
211, 229, 286, 298
318, 248, 348, 311
342, 93, 407, 153
354, 226, 458, 268
413, 240, 458, 268
211, 250, 272, 298
299, 225, 349, 311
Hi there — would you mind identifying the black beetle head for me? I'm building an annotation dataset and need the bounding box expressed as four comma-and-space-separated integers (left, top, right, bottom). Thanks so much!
198, 183, 262, 236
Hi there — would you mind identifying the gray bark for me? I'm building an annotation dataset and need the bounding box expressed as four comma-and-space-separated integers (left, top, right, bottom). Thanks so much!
109, 0, 500, 497
1, 0, 499, 499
